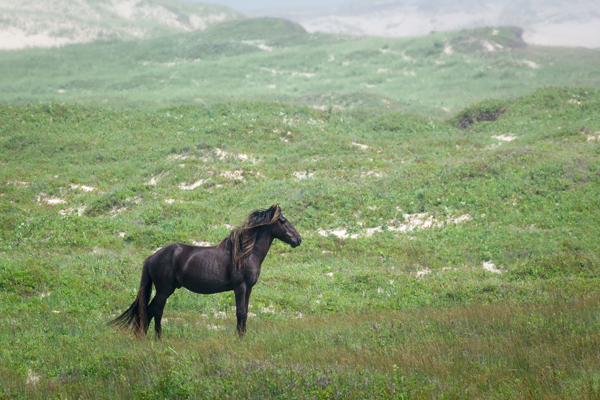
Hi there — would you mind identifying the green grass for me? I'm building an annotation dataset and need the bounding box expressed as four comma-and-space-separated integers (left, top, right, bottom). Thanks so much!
1, 21, 600, 115
1, 85, 600, 398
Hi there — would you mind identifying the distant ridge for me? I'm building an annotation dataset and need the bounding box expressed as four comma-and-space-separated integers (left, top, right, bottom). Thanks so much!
0, 0, 244, 50
254, 0, 600, 48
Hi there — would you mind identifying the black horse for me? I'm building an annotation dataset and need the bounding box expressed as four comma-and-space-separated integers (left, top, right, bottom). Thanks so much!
109, 204, 301, 338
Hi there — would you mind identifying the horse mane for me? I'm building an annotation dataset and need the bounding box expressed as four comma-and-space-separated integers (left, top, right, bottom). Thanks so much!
218, 204, 281, 276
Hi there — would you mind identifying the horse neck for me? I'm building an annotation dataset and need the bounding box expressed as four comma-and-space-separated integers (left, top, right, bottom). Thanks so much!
250, 226, 274, 264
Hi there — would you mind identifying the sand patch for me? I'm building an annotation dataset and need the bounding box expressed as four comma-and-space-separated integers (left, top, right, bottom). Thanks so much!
491, 134, 517, 142
352, 142, 369, 150
292, 71, 316, 78
215, 148, 260, 164
586, 133, 600, 141
317, 228, 359, 239
522, 60, 539, 69
416, 268, 431, 278
261, 305, 276, 314
159, 58, 200, 67
483, 261, 502, 274
127, 196, 141, 205
58, 206, 87, 216
260, 67, 280, 75
37, 194, 66, 205
241, 40, 273, 51
221, 170, 245, 181
260, 67, 315, 78
179, 179, 207, 190
170, 149, 262, 163
191, 240, 213, 247
167, 154, 194, 161
0, 26, 95, 50
293, 171, 314, 180
317, 212, 472, 239
362, 83, 376, 88
8, 180, 31, 187
69, 184, 95, 192
485, 142, 503, 150
110, 206, 128, 216
389, 211, 472, 232
328, 54, 335, 61
361, 171, 383, 178
26, 370, 41, 386
480, 40, 496, 52
257, 44, 273, 51
213, 311, 227, 319
164, 198, 184, 204
443, 45, 453, 55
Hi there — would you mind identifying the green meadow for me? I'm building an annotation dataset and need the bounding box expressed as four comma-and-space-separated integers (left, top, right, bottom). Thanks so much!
1, 16, 600, 399
2, 19, 600, 115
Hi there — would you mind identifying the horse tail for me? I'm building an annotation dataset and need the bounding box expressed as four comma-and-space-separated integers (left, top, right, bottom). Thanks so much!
108, 255, 153, 337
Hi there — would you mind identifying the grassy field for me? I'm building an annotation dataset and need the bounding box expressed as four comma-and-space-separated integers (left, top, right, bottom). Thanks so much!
2, 19, 600, 115
1, 82, 599, 398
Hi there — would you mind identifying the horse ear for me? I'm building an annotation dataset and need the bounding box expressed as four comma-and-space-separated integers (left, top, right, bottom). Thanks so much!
272, 204, 281, 220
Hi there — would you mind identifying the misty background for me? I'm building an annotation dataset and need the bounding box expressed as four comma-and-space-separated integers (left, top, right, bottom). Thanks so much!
1, 0, 599, 50
193, 0, 600, 48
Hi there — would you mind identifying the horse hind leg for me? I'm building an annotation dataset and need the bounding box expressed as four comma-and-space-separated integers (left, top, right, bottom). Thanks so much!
147, 292, 171, 338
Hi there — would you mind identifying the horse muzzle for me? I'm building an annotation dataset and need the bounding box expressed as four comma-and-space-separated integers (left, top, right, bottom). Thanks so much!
291, 237, 302, 248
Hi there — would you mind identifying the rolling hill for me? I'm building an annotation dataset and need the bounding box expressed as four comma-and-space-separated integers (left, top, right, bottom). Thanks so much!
260, 0, 600, 48
0, 0, 243, 50
1, 18, 599, 115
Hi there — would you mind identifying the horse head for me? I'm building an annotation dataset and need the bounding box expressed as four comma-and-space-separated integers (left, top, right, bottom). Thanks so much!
270, 205, 302, 248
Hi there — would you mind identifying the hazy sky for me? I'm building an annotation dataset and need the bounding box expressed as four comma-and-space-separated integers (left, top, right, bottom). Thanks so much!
187, 0, 504, 11
189, 0, 420, 11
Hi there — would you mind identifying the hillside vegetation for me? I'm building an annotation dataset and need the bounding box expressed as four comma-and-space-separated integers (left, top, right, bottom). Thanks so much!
0, 0, 243, 50
1, 86, 599, 398
1, 20, 600, 115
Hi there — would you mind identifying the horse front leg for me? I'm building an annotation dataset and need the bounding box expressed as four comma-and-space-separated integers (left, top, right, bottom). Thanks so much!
243, 286, 252, 334
234, 284, 248, 338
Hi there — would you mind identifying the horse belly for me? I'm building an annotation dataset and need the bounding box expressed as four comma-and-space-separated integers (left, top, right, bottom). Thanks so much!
177, 252, 238, 294
182, 278, 236, 295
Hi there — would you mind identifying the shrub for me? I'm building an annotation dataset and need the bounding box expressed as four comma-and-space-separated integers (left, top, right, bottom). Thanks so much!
508, 254, 598, 280
449, 99, 508, 129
